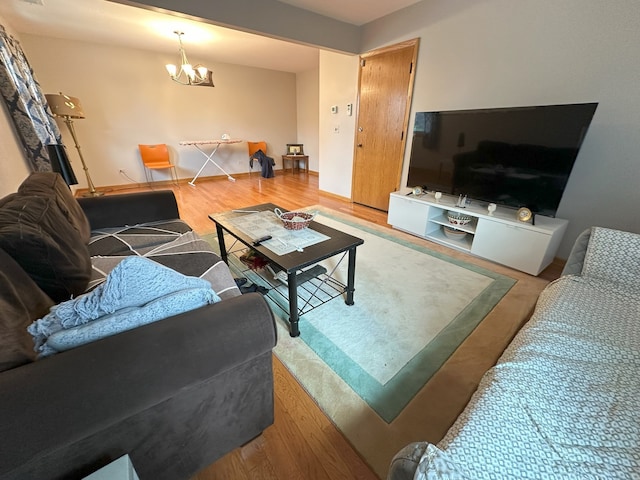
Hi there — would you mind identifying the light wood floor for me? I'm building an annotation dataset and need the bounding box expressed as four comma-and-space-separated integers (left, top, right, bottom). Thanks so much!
94, 172, 563, 480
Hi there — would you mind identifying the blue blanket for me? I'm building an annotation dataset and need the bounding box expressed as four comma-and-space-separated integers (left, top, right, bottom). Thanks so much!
29, 257, 220, 356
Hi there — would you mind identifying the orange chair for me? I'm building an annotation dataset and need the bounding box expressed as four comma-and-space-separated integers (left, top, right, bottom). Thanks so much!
247, 141, 267, 175
138, 144, 179, 186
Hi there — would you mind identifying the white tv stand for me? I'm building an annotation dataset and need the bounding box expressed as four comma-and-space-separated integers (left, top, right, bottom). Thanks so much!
387, 190, 568, 276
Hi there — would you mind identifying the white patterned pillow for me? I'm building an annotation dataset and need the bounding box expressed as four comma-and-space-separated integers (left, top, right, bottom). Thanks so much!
582, 227, 640, 293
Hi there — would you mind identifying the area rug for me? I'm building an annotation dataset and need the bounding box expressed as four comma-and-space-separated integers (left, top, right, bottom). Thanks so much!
277, 212, 515, 419
203, 206, 517, 477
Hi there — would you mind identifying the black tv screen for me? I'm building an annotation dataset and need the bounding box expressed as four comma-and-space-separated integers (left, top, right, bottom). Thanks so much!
407, 102, 597, 217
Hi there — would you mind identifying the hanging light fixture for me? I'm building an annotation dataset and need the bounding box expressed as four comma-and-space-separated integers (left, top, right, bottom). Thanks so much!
165, 31, 214, 87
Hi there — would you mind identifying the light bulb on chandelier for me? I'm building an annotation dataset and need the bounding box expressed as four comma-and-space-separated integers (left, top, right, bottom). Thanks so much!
165, 31, 214, 87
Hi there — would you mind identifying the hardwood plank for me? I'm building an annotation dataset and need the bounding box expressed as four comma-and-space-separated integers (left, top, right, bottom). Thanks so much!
272, 356, 377, 479
191, 444, 249, 480
236, 435, 279, 480
271, 390, 334, 480
251, 417, 307, 480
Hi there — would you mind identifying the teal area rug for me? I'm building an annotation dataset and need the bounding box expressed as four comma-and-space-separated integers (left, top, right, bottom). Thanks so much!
277, 211, 514, 422
204, 208, 515, 421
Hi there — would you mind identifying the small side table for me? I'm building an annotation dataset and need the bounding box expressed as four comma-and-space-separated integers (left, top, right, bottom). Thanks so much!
281, 154, 309, 174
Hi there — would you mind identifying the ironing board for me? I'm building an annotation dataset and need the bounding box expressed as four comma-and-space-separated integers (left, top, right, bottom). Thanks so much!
179, 139, 243, 186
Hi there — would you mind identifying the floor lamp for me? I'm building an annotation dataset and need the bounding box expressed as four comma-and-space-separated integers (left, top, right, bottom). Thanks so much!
45, 92, 102, 196
47, 143, 78, 187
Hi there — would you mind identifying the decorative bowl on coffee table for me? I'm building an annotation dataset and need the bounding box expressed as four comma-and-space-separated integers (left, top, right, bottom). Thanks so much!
274, 208, 316, 230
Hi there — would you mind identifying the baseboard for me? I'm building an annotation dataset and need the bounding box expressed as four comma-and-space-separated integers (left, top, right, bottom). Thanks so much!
74, 169, 319, 197
319, 189, 350, 202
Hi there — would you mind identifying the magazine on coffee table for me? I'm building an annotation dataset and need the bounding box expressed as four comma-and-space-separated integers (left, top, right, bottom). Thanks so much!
228, 210, 330, 255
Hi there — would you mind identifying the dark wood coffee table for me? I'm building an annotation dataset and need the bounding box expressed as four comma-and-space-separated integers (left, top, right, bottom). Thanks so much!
209, 204, 364, 336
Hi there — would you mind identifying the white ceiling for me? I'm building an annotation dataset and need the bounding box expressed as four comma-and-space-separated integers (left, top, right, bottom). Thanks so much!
278, 0, 421, 26
0, 0, 421, 74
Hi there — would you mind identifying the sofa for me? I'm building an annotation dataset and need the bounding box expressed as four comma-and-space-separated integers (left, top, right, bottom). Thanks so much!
388, 226, 640, 479
0, 172, 277, 479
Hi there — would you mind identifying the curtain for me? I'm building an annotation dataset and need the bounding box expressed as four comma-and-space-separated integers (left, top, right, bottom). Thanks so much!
0, 24, 62, 171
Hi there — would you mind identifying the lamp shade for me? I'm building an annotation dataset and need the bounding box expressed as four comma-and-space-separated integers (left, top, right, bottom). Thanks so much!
45, 93, 85, 119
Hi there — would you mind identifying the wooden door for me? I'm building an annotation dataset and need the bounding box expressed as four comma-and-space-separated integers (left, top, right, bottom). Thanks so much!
352, 39, 418, 211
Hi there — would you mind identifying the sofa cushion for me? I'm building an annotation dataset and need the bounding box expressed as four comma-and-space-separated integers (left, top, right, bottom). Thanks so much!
561, 228, 591, 276
581, 227, 640, 293
17, 172, 91, 243
87, 220, 192, 257
87, 221, 241, 300
0, 248, 54, 372
0, 194, 92, 302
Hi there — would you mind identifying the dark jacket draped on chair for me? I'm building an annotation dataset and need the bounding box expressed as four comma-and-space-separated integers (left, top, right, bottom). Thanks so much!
250, 150, 275, 178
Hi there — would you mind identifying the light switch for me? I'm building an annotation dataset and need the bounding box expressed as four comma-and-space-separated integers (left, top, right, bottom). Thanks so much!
346, 103, 353, 116
331, 105, 338, 114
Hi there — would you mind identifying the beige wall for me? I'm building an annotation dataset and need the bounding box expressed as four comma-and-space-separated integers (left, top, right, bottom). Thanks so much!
296, 68, 319, 172
318, 50, 358, 199
18, 34, 298, 188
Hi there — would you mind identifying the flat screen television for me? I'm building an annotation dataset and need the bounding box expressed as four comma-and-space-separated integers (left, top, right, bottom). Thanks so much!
407, 102, 598, 217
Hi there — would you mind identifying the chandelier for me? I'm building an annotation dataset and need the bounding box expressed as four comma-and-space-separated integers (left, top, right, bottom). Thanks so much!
165, 31, 214, 87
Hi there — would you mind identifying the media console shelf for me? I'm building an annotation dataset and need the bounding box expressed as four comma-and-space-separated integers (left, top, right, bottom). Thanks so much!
388, 190, 568, 276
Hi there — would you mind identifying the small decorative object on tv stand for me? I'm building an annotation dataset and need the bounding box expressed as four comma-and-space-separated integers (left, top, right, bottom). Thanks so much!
517, 207, 533, 223
447, 211, 472, 226
387, 190, 568, 276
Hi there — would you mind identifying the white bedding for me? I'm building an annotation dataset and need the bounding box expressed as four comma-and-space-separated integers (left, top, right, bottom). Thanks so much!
434, 227, 640, 479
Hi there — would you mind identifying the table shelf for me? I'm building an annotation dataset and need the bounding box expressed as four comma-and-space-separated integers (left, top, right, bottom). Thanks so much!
225, 236, 347, 318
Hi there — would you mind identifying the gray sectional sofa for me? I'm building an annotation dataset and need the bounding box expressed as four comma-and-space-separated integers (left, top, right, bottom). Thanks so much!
389, 226, 640, 479
0, 173, 276, 479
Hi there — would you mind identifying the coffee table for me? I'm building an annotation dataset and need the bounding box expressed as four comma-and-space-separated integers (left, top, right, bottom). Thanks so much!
209, 204, 364, 336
